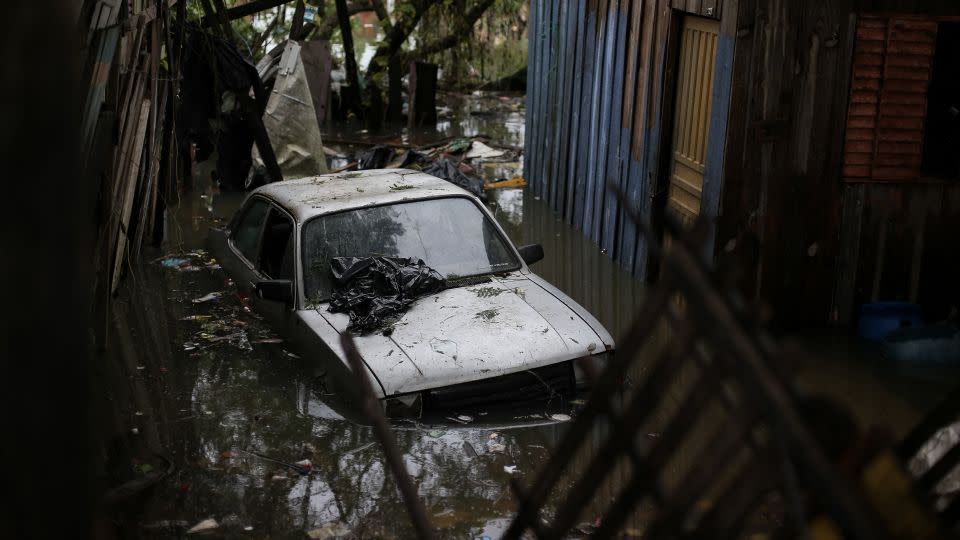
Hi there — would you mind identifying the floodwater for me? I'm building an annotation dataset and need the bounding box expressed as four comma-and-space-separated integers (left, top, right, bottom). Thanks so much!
106, 93, 955, 538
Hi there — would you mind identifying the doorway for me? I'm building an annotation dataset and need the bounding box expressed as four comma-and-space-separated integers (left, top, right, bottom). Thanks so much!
666, 16, 720, 227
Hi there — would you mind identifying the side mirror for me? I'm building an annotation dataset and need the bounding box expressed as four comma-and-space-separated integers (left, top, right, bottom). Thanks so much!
517, 244, 545, 265
255, 279, 294, 306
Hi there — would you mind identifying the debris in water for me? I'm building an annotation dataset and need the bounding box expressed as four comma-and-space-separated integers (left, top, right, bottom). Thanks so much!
357, 145, 395, 170
192, 291, 224, 303
423, 158, 485, 198
463, 441, 478, 458
159, 256, 191, 268
251, 337, 283, 344
503, 465, 519, 474
142, 520, 190, 531
183, 342, 198, 351
187, 518, 219, 535
465, 141, 506, 159
550, 413, 572, 422
484, 176, 527, 190
487, 432, 506, 453
294, 459, 313, 474
181, 315, 212, 321
306, 521, 352, 539
487, 441, 506, 453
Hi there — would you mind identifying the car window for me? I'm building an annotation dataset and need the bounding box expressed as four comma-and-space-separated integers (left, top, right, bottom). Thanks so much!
259, 208, 295, 280
302, 197, 519, 303
232, 199, 270, 264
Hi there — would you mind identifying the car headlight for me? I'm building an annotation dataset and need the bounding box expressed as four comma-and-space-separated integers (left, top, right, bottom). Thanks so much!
383, 392, 423, 418
574, 351, 613, 388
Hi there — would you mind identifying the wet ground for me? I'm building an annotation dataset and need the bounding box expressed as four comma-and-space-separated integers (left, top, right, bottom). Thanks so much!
105, 93, 956, 538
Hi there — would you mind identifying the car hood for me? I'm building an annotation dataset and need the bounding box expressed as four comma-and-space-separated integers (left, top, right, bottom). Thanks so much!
317, 273, 608, 396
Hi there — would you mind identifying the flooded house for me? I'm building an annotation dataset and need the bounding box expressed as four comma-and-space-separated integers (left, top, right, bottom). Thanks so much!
525, 0, 960, 327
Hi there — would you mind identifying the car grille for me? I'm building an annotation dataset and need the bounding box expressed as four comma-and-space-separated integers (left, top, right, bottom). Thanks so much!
423, 361, 575, 412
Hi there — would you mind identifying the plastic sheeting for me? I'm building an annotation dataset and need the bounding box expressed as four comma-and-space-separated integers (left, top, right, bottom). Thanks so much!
328, 257, 447, 334
253, 41, 328, 178
422, 159, 485, 198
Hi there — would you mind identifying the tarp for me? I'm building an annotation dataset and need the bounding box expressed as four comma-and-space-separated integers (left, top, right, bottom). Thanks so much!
328, 257, 446, 334
253, 41, 329, 178
422, 159, 485, 198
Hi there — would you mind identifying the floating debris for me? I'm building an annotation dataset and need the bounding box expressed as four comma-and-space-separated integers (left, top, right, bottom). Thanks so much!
306, 521, 352, 539
186, 518, 219, 535
192, 291, 224, 304
550, 413, 572, 422
503, 465, 519, 474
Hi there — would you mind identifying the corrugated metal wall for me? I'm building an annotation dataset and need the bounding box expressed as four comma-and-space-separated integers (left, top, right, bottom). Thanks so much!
525, 0, 728, 279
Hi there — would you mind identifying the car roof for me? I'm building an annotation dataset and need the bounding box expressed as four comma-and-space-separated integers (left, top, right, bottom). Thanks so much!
251, 168, 475, 222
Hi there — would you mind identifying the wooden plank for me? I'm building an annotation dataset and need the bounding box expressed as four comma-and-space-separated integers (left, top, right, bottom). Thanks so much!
201, 0, 290, 25
111, 99, 151, 294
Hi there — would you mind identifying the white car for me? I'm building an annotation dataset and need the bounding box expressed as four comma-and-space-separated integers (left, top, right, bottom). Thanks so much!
209, 169, 614, 417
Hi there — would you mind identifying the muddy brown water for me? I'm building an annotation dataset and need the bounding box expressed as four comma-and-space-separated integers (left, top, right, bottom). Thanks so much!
108, 93, 953, 538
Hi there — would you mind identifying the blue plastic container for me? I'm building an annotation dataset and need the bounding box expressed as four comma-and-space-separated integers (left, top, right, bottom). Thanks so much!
858, 302, 924, 342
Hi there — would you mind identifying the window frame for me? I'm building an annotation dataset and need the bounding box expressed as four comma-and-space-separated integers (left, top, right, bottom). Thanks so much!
843, 14, 960, 184
299, 194, 524, 305
228, 196, 272, 270
257, 204, 298, 281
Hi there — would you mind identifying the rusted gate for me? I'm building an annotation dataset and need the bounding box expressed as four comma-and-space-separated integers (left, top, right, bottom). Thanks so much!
345, 196, 960, 538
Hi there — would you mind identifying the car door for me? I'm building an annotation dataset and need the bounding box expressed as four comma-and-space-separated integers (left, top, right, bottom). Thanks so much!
250, 205, 297, 329
217, 197, 271, 304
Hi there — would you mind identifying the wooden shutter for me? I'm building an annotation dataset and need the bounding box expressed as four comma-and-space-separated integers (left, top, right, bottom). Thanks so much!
843, 16, 938, 181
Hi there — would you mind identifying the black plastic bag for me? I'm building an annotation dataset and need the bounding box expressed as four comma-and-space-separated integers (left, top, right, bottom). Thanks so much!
328, 257, 446, 334
422, 159, 485, 198
357, 145, 395, 170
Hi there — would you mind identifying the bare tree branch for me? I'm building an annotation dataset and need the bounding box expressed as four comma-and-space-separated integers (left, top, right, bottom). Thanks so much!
251, 15, 279, 55
371, 0, 393, 34
398, 0, 495, 66
301, 1, 373, 41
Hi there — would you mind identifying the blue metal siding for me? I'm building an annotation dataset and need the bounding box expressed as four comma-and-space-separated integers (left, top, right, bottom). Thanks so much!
525, 0, 732, 278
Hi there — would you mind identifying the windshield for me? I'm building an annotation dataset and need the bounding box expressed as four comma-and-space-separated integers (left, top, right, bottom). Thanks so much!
302, 197, 519, 302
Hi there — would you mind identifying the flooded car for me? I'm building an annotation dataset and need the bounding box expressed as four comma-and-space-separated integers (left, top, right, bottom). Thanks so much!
208, 169, 614, 417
